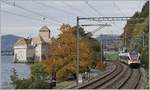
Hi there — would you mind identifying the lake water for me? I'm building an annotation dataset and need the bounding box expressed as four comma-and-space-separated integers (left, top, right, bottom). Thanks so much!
1, 56, 30, 89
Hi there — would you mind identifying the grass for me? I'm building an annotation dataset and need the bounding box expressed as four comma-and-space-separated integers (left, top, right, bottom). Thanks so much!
141, 71, 149, 89
54, 80, 76, 89
104, 51, 119, 60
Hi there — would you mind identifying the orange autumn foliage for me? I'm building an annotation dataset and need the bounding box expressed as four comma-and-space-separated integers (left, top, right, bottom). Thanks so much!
43, 24, 94, 80
95, 59, 106, 70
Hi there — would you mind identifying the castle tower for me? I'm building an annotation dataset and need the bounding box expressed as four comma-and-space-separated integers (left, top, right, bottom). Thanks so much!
39, 25, 51, 43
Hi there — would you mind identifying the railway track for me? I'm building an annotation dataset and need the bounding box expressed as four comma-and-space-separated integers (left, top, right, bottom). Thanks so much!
77, 61, 142, 89
118, 68, 141, 89
77, 61, 124, 89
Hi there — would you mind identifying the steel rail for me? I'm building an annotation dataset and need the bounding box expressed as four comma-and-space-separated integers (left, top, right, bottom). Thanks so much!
77, 61, 123, 89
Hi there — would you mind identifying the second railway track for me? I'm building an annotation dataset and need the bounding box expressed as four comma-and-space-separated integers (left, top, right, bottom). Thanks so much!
119, 68, 142, 89
77, 61, 142, 89
78, 61, 124, 89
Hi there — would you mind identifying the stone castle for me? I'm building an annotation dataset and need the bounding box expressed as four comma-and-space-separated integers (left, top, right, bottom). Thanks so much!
14, 26, 51, 62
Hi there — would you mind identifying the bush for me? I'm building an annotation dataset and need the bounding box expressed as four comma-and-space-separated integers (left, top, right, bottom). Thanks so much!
28, 80, 52, 89
30, 62, 49, 80
141, 46, 149, 68
14, 79, 32, 89
11, 63, 52, 89
14, 79, 52, 89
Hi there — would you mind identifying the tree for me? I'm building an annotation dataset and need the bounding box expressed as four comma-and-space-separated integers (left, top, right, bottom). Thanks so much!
141, 46, 149, 68
122, 1, 149, 69
45, 24, 101, 80
10, 68, 19, 84
140, 1, 149, 17
11, 63, 52, 89
30, 63, 48, 81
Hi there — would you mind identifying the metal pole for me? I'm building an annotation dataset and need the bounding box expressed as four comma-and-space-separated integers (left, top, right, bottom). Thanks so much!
101, 40, 103, 63
143, 32, 144, 47
124, 32, 126, 47
76, 16, 79, 86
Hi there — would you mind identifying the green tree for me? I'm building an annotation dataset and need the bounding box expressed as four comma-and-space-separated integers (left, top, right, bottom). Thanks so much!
11, 63, 52, 89
10, 68, 19, 84
141, 46, 149, 68
140, 1, 149, 17
30, 62, 48, 81
122, 1, 149, 68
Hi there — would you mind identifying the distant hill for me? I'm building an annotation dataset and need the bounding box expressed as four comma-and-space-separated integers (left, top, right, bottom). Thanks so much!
96, 34, 122, 51
96, 34, 120, 44
1, 35, 21, 51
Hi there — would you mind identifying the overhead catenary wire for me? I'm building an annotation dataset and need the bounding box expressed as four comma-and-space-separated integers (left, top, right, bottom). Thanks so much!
137, 0, 142, 11
62, 2, 90, 16
33, 1, 79, 25
84, 1, 122, 32
84, 1, 111, 35
112, 21, 123, 31
112, 0, 127, 17
91, 26, 106, 34
1, 10, 61, 25
33, 1, 77, 16
81, 23, 112, 38
111, 1, 128, 30
1, 10, 42, 21
85, 1, 104, 16
1, 1, 45, 18
1, 0, 62, 25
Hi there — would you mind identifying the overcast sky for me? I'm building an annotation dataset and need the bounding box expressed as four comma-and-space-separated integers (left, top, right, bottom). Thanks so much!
1, 0, 147, 38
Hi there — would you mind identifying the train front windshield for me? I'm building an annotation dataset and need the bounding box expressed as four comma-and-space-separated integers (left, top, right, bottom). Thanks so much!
129, 51, 138, 60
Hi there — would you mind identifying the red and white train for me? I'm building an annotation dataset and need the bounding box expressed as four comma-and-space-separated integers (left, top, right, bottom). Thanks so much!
119, 50, 140, 68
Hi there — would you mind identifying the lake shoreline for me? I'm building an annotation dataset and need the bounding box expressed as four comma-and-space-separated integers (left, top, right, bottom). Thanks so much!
1, 56, 31, 89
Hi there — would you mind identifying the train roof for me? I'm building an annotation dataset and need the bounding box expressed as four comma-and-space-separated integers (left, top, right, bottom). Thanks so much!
119, 52, 129, 57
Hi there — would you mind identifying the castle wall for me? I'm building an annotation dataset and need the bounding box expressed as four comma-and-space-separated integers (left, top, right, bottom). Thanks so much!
26, 46, 35, 61
41, 43, 49, 60
34, 44, 42, 62
14, 45, 27, 62
39, 31, 50, 42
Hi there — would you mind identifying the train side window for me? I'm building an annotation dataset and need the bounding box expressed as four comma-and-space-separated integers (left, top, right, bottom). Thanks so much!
127, 57, 130, 60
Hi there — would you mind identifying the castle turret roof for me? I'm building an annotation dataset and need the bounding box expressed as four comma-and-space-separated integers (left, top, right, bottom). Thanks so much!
39, 25, 50, 32
15, 38, 31, 46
